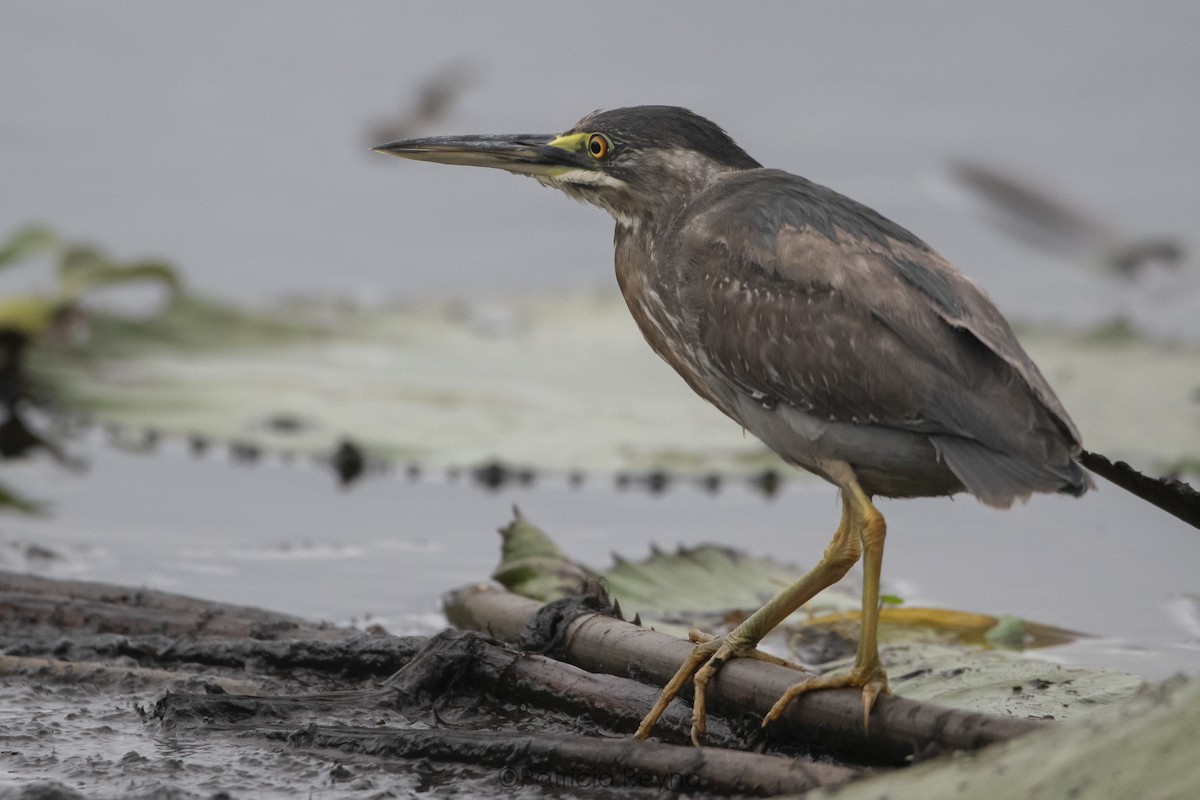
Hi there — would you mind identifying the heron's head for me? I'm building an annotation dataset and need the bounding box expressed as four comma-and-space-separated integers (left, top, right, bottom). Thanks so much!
374, 106, 760, 229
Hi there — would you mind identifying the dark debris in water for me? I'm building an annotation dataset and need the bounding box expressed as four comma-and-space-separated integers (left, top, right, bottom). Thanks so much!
0, 331, 74, 472
89, 421, 1200, 527
331, 438, 366, 486
9, 398, 803, 500
471, 459, 536, 490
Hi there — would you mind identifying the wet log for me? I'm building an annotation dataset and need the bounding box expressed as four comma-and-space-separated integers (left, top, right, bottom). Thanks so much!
0, 629, 425, 679
0, 571, 348, 640
267, 724, 854, 797
151, 629, 858, 796
0, 652, 267, 695
151, 628, 856, 775
445, 583, 1048, 762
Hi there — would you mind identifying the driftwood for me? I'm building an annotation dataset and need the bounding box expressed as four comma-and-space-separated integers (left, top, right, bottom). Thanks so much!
136, 626, 768, 751
0, 570, 348, 640
445, 583, 1048, 763
268, 725, 850, 796
156, 704, 853, 795
1, 629, 427, 678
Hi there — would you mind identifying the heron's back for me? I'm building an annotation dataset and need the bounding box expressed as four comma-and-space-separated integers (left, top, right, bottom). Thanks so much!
615, 168, 1090, 506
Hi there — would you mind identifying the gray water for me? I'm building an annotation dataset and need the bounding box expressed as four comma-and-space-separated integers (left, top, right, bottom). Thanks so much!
1, 0, 1199, 693
5, 433, 1199, 678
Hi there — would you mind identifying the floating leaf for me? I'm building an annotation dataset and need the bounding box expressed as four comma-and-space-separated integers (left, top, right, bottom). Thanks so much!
24, 291, 1200, 479
0, 480, 45, 515
808, 675, 1199, 800
0, 225, 58, 269
491, 507, 592, 602
1, 226, 181, 334
856, 642, 1142, 719
984, 613, 1027, 648
0, 295, 61, 336
58, 250, 180, 302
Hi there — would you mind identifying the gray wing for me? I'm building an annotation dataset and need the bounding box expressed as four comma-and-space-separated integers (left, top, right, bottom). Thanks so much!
669, 170, 1086, 501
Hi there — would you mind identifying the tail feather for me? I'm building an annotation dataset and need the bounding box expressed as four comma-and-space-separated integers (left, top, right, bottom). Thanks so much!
932, 435, 1090, 508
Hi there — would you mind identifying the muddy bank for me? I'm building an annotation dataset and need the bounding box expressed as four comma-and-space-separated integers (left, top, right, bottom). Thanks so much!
0, 571, 862, 798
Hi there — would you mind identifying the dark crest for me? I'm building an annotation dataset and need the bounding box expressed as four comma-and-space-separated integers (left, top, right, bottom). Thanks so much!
571, 106, 761, 170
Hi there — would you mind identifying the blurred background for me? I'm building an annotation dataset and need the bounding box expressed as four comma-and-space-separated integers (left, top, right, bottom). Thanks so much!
1, 1, 1198, 676
1, 1, 1197, 328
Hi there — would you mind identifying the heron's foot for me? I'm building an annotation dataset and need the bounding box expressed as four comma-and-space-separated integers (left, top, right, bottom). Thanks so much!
763, 656, 890, 733
634, 628, 808, 745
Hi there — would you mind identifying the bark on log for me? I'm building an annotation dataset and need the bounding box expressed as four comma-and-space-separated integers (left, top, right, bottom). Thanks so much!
147, 628, 861, 793
445, 583, 1048, 762
266, 724, 855, 797
0, 571, 348, 640
1, 630, 425, 679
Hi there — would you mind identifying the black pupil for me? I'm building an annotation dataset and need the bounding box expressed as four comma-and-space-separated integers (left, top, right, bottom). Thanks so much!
590, 139, 602, 154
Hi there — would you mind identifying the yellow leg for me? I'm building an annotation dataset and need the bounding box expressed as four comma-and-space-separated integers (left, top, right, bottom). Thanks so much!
763, 478, 891, 732
634, 492, 863, 743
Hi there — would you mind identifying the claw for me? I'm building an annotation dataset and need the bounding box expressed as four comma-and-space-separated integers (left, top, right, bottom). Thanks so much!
761, 660, 891, 733
860, 679, 886, 733
635, 629, 808, 743
633, 632, 723, 740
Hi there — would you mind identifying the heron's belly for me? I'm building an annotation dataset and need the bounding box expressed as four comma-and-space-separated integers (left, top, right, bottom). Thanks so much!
730, 394, 965, 499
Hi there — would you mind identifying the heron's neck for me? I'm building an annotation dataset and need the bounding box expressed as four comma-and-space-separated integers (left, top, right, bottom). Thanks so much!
610, 152, 741, 232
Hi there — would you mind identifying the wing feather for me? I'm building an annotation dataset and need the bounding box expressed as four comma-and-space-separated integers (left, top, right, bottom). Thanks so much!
668, 170, 1082, 469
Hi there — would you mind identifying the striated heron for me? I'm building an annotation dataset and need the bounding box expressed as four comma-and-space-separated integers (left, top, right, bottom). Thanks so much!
375, 106, 1090, 743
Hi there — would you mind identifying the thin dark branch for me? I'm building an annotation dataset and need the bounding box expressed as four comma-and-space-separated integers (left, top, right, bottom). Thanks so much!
1081, 449, 1200, 529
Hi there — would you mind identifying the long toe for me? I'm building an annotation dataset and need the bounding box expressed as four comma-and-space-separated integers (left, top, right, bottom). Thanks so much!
634, 631, 724, 741
636, 629, 805, 743
762, 660, 890, 733
690, 636, 812, 744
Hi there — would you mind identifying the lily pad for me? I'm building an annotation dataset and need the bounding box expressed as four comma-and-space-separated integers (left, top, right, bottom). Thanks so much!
807, 675, 1200, 800
0, 225, 182, 336
848, 643, 1142, 719
490, 508, 593, 602
0, 480, 44, 514
22, 288, 1200, 479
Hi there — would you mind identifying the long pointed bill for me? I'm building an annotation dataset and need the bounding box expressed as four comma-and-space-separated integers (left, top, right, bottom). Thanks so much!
372, 133, 596, 178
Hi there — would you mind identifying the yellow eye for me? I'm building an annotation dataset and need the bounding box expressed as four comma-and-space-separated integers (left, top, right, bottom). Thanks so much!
587, 133, 610, 159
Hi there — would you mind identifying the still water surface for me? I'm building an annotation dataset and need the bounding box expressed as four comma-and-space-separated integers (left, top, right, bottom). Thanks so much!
3, 436, 1198, 681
